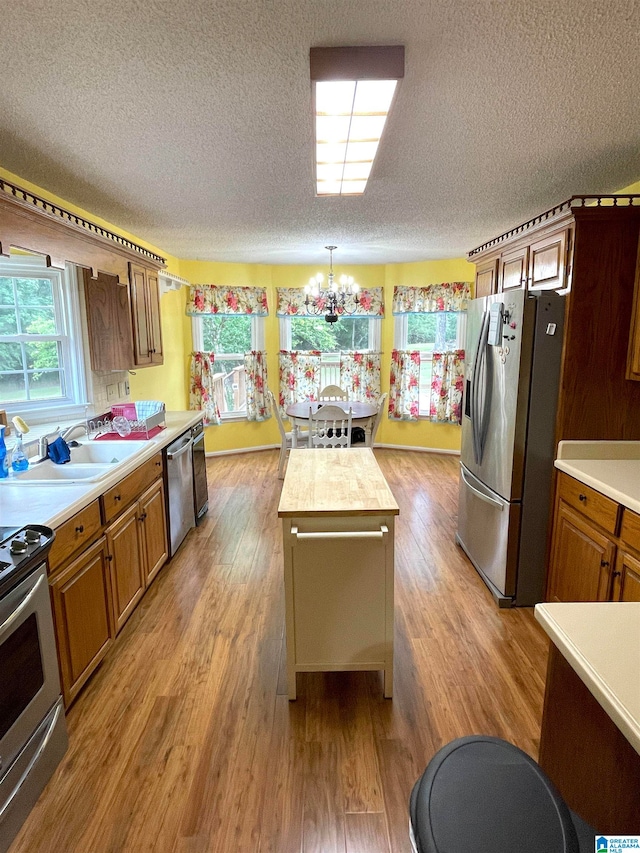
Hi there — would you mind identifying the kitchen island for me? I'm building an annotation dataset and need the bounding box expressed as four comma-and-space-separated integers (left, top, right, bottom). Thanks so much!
278, 448, 399, 700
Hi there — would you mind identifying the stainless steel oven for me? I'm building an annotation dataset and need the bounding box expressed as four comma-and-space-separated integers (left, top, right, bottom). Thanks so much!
0, 526, 68, 853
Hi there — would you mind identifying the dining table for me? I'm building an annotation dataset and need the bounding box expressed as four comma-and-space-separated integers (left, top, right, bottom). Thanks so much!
285, 399, 378, 448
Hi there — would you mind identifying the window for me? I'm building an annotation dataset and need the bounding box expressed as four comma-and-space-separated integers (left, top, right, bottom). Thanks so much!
280, 315, 380, 352
394, 312, 466, 415
192, 314, 264, 418
0, 257, 87, 420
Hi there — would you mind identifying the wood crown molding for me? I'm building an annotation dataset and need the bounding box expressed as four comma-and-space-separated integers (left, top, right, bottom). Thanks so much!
0, 178, 166, 283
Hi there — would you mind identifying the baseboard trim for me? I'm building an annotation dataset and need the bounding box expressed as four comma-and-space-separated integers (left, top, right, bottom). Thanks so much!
206, 443, 460, 457
206, 444, 279, 457
375, 443, 460, 455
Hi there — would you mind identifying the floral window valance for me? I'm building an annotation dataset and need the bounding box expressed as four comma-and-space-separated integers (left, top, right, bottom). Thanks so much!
186, 285, 269, 316
392, 282, 471, 314
276, 287, 384, 317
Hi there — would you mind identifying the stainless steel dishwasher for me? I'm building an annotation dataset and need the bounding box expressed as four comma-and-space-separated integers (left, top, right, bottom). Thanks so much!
165, 429, 196, 557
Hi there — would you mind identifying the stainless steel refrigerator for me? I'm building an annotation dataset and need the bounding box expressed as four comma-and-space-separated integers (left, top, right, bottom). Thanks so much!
456, 289, 566, 606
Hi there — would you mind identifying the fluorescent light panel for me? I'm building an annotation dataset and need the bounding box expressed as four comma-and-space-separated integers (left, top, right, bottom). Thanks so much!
315, 79, 397, 196
310, 46, 404, 197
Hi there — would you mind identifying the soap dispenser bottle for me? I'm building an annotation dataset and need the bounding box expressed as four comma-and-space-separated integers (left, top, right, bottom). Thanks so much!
10, 416, 30, 472
0, 425, 8, 479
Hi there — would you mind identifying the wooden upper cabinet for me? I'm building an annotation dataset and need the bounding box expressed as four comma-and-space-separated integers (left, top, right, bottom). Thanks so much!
499, 246, 529, 292
626, 238, 640, 381
528, 228, 571, 292
474, 258, 498, 298
129, 262, 163, 366
83, 269, 135, 371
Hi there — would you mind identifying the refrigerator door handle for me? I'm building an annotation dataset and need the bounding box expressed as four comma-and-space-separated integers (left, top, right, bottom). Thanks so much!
471, 310, 490, 464
460, 466, 504, 510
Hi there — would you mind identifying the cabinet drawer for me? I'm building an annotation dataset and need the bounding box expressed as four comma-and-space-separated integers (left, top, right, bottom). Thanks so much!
101, 453, 164, 523
556, 472, 620, 535
48, 500, 102, 573
620, 507, 640, 554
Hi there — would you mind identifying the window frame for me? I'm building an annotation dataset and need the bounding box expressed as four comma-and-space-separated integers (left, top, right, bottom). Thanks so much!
278, 315, 381, 352
191, 314, 265, 421
394, 312, 466, 417
0, 257, 89, 423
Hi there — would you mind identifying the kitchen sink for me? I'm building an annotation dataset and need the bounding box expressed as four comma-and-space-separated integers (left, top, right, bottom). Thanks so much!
69, 441, 148, 464
5, 462, 115, 485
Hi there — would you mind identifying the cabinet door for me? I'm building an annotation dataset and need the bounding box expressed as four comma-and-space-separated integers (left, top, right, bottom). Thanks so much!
50, 537, 113, 706
107, 502, 145, 633
83, 268, 134, 370
129, 262, 152, 365
547, 501, 615, 602
474, 258, 498, 298
626, 243, 640, 381
139, 479, 168, 585
499, 246, 528, 291
528, 228, 570, 291
612, 550, 640, 602
146, 268, 163, 364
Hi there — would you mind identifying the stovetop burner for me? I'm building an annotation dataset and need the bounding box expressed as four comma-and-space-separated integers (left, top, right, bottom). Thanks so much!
0, 525, 56, 598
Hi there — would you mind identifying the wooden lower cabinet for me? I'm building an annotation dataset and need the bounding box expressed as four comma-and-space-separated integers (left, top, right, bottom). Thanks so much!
49, 466, 169, 706
107, 478, 168, 633
612, 549, 640, 602
50, 537, 114, 707
547, 471, 640, 603
139, 479, 168, 585
107, 503, 145, 634
547, 501, 614, 602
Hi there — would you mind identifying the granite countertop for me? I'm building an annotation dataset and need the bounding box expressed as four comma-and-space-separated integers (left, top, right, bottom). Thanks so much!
535, 602, 640, 755
555, 440, 640, 513
0, 411, 202, 530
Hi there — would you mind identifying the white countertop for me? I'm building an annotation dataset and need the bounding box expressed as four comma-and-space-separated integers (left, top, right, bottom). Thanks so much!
555, 440, 640, 514
535, 602, 640, 755
0, 411, 202, 530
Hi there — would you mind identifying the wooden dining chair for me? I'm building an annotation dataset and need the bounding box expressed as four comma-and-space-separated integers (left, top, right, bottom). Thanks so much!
267, 389, 307, 478
370, 392, 388, 446
318, 384, 348, 401
309, 404, 353, 449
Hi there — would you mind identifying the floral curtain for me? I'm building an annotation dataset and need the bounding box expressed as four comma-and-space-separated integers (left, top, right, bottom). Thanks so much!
339, 351, 382, 401
244, 351, 270, 421
276, 287, 384, 317
186, 285, 269, 315
278, 351, 321, 414
189, 352, 221, 425
392, 282, 471, 314
388, 350, 420, 421
430, 350, 465, 424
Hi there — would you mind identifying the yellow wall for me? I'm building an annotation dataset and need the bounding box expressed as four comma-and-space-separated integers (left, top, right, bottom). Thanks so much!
176, 257, 475, 454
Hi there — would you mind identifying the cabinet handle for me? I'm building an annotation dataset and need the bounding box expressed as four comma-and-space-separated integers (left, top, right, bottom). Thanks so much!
155, 460, 162, 467
612, 570, 621, 577
138, 513, 147, 521
106, 554, 113, 562
75, 524, 84, 534
601, 560, 610, 568
114, 494, 121, 502
578, 494, 587, 502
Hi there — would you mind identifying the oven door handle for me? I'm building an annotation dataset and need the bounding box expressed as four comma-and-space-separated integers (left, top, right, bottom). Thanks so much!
0, 573, 44, 642
0, 701, 62, 822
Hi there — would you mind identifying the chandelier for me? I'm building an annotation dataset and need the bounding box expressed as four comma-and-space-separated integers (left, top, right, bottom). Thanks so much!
304, 246, 360, 324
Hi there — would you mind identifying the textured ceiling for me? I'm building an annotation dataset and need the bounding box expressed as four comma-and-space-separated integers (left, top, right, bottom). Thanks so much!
1, 0, 639, 266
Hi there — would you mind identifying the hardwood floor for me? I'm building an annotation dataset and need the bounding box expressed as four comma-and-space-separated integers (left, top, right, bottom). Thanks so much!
10, 449, 549, 853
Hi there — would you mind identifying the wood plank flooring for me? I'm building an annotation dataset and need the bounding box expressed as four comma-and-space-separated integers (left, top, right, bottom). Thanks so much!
10, 449, 549, 853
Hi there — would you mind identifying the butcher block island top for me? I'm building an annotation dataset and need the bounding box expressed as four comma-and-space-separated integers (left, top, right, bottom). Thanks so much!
278, 448, 400, 518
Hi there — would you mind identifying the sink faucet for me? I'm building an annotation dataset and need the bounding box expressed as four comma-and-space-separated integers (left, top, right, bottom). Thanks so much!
60, 421, 89, 442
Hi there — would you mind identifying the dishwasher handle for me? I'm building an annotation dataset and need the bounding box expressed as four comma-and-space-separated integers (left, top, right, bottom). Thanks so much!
166, 437, 193, 460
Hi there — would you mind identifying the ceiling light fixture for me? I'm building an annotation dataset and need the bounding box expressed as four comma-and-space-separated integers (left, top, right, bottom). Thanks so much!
304, 245, 360, 324
310, 45, 405, 196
